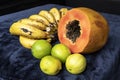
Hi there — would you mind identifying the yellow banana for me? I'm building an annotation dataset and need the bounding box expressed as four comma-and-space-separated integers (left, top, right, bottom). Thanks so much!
49, 8, 60, 24
9, 22, 47, 39
39, 10, 58, 35
18, 18, 46, 30
60, 8, 68, 18
38, 10, 56, 25
9, 8, 63, 50
29, 14, 50, 26
19, 36, 37, 49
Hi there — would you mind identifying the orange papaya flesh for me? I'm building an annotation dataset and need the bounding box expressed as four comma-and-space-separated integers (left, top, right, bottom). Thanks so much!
58, 7, 109, 54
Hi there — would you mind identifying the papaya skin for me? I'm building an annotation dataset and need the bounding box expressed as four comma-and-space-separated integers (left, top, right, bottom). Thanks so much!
58, 7, 109, 54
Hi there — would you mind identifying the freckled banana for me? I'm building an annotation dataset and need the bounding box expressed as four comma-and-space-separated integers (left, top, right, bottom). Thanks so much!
19, 36, 52, 49
38, 10, 58, 36
29, 14, 50, 26
10, 7, 67, 49
19, 36, 37, 49
9, 22, 47, 39
18, 18, 46, 30
49, 8, 60, 24
38, 10, 56, 25
60, 8, 68, 17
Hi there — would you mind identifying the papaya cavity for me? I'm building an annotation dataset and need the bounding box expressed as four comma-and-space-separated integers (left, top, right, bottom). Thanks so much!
66, 20, 81, 43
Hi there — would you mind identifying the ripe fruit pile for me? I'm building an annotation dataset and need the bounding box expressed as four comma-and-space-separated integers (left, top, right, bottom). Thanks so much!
9, 7, 68, 49
9, 7, 109, 75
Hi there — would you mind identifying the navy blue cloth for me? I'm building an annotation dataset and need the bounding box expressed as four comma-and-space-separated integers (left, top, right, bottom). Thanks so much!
0, 4, 120, 80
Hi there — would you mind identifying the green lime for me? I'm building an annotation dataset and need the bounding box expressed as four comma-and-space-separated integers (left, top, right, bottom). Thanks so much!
51, 43, 71, 63
65, 53, 87, 74
40, 55, 62, 75
31, 40, 52, 59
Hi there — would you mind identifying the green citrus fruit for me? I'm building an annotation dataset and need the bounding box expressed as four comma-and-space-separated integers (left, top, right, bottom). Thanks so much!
31, 40, 52, 59
51, 43, 71, 63
65, 53, 87, 74
40, 55, 62, 75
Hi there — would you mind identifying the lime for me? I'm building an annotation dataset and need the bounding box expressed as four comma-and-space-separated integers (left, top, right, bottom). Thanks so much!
51, 43, 71, 63
31, 40, 52, 59
40, 55, 62, 75
65, 53, 87, 74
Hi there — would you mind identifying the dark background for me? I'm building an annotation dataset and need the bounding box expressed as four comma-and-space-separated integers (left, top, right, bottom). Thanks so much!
0, 0, 120, 16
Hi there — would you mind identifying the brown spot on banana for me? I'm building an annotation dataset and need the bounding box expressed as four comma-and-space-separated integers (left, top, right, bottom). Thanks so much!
20, 28, 32, 35
9, 22, 47, 39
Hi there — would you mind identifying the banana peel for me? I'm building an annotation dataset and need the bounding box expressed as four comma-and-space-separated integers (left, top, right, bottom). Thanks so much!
39, 10, 58, 36
19, 36, 52, 49
9, 7, 69, 49
49, 8, 60, 24
38, 10, 56, 24
9, 22, 47, 39
18, 18, 46, 30
19, 36, 37, 49
60, 8, 68, 17
29, 14, 50, 26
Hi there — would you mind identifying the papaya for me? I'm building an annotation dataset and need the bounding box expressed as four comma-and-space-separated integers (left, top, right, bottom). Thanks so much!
58, 7, 109, 54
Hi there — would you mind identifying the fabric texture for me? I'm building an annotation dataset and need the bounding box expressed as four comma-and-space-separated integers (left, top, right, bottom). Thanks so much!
0, 4, 120, 80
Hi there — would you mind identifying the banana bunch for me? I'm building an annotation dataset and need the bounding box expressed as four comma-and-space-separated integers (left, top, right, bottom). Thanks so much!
9, 7, 68, 49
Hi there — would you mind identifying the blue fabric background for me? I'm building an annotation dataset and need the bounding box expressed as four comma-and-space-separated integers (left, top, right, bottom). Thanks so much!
0, 4, 120, 80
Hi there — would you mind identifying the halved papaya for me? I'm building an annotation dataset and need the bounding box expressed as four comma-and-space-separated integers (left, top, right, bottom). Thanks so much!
58, 7, 109, 54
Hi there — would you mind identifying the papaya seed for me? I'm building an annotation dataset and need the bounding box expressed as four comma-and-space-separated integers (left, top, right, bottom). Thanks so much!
66, 20, 81, 43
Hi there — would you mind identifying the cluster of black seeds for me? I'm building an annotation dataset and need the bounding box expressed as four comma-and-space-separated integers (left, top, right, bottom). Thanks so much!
66, 20, 81, 43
